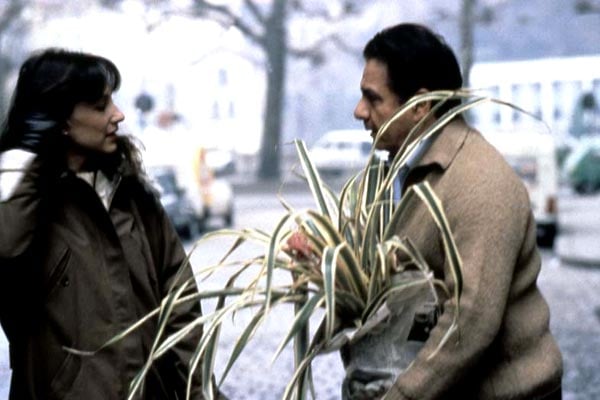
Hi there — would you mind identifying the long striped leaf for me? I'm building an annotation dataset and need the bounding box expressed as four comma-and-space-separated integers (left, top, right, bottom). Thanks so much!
302, 210, 367, 301
321, 245, 342, 343
271, 293, 324, 363
294, 139, 332, 219
264, 211, 294, 311
412, 182, 463, 296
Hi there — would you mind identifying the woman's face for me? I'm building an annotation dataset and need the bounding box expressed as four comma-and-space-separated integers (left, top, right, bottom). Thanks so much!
66, 87, 124, 155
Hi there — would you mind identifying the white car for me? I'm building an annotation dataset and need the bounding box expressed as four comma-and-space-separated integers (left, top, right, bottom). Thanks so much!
310, 129, 386, 176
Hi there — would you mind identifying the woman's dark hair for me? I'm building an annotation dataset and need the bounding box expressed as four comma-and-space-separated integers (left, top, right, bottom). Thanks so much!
363, 23, 463, 116
0, 48, 121, 152
0, 48, 142, 175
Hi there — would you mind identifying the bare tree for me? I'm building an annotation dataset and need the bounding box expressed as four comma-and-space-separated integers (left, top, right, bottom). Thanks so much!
434, 0, 501, 88
190, 0, 363, 180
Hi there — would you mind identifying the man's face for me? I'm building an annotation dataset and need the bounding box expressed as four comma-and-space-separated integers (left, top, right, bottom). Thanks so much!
354, 59, 418, 155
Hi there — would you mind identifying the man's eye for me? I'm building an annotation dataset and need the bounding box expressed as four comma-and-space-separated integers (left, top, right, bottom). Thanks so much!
365, 93, 380, 104
94, 102, 108, 111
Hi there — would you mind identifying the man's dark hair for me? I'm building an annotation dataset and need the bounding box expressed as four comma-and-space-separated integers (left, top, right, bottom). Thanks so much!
363, 23, 463, 116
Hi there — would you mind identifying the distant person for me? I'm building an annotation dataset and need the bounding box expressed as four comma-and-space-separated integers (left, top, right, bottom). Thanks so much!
345, 23, 563, 399
0, 48, 220, 399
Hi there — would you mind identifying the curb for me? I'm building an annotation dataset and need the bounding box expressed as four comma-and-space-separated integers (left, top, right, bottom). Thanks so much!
557, 254, 600, 268
230, 177, 310, 195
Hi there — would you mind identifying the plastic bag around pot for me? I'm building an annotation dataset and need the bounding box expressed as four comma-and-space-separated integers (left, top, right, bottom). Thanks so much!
339, 270, 438, 400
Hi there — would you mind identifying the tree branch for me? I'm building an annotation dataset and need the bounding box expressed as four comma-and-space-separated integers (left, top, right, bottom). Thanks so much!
243, 0, 266, 25
193, 0, 265, 47
290, 0, 363, 21
0, 1, 25, 34
289, 33, 361, 65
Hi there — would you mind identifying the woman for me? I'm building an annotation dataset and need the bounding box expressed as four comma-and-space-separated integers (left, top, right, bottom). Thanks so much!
0, 49, 214, 399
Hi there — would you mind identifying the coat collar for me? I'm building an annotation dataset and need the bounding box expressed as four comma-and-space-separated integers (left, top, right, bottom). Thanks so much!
414, 117, 471, 171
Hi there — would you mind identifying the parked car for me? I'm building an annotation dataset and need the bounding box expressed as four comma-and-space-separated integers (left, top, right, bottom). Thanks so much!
204, 147, 237, 177
148, 165, 202, 239
194, 147, 235, 228
563, 136, 600, 194
309, 129, 387, 176
140, 126, 235, 235
483, 129, 559, 248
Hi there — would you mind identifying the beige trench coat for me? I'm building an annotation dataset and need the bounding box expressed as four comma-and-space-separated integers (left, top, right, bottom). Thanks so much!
384, 118, 563, 400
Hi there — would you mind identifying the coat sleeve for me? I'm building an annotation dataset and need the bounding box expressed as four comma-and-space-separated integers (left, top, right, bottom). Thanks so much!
148, 191, 224, 399
0, 150, 43, 258
384, 159, 533, 400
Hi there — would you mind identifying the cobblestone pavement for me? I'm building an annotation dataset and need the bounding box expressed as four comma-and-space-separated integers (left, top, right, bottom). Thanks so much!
2, 252, 597, 399
538, 255, 600, 400
203, 250, 600, 400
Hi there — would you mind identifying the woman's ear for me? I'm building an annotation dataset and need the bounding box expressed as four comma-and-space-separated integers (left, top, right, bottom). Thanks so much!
62, 121, 71, 136
412, 88, 431, 120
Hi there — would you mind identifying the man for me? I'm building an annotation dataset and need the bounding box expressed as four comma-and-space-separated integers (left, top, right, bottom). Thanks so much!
353, 23, 563, 399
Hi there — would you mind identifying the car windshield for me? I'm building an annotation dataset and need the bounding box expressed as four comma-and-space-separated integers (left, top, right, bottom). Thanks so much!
506, 155, 538, 184
151, 170, 178, 194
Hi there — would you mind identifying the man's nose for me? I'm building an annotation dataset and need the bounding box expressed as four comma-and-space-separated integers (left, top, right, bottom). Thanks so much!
354, 99, 367, 120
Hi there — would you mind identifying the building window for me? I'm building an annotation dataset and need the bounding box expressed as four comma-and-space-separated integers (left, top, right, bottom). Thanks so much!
219, 69, 228, 86
212, 101, 220, 119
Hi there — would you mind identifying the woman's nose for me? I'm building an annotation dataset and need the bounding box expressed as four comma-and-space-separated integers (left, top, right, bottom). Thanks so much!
112, 105, 125, 123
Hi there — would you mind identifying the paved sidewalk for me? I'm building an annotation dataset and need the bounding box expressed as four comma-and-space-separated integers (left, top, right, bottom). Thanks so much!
553, 190, 600, 267
555, 234, 600, 266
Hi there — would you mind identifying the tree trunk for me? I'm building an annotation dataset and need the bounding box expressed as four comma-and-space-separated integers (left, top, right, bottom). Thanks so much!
459, 0, 475, 88
257, 0, 287, 181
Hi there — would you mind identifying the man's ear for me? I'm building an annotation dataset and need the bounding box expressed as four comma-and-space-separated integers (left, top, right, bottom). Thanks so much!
412, 88, 431, 120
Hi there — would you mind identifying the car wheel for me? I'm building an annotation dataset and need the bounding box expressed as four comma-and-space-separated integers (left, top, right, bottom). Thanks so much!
187, 219, 201, 239
574, 180, 597, 195
537, 223, 557, 249
177, 224, 192, 241
196, 217, 206, 233
582, 181, 598, 194
224, 206, 234, 227
178, 218, 203, 241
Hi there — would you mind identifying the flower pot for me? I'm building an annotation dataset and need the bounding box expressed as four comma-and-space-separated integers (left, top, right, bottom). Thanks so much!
340, 271, 435, 400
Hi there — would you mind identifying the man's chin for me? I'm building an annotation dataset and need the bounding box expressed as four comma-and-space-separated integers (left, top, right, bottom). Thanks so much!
371, 139, 387, 150
372, 141, 396, 156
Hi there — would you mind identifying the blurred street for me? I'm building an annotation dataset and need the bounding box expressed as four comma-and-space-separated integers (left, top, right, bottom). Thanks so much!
1, 183, 599, 399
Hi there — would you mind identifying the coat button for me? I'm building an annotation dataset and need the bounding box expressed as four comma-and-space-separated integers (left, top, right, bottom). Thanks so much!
61, 277, 70, 287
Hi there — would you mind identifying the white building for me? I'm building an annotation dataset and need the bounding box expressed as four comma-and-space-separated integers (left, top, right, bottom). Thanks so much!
469, 55, 600, 137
